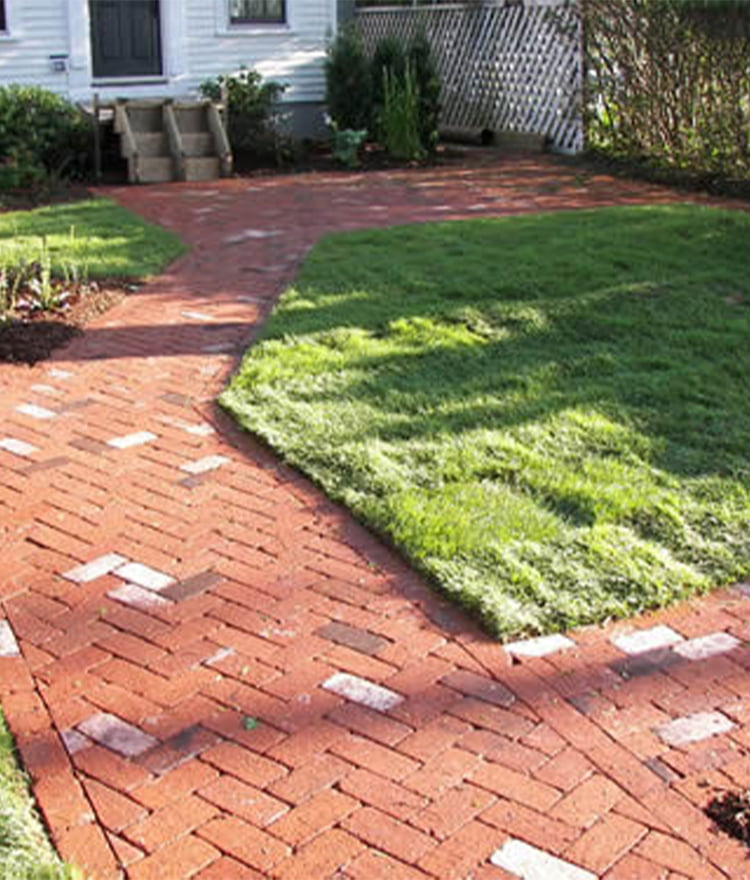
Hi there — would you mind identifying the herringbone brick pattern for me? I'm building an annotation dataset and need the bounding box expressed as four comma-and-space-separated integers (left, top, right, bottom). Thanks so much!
1, 155, 749, 879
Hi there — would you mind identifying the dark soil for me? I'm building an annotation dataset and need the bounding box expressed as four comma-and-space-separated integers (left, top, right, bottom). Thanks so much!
707, 790, 750, 845
0, 285, 125, 365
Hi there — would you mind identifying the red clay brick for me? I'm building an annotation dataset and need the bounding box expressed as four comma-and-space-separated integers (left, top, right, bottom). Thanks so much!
347, 850, 434, 880
123, 794, 219, 853
343, 805, 435, 863
73, 745, 153, 793
193, 856, 265, 880
565, 813, 648, 874
266, 787, 358, 845
55, 822, 121, 880
603, 853, 669, 879
83, 778, 147, 833
330, 734, 420, 782
417, 819, 502, 880
272, 828, 364, 880
472, 761, 561, 812
411, 783, 496, 839
268, 753, 352, 804
339, 766, 427, 821
197, 816, 290, 872
550, 774, 627, 828
198, 775, 289, 827
481, 798, 580, 856
200, 741, 288, 788
635, 832, 726, 880
127, 833, 220, 880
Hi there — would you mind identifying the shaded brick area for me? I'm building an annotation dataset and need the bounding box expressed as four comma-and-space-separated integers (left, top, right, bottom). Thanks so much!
0, 155, 749, 879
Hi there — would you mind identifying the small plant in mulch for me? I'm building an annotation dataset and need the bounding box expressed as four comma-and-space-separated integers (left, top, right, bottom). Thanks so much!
707, 789, 750, 845
0, 235, 124, 364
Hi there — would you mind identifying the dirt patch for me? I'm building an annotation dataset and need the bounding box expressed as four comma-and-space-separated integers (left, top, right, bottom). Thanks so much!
0, 285, 125, 364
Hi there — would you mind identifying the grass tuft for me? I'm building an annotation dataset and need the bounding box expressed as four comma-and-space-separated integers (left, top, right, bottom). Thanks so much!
223, 204, 750, 637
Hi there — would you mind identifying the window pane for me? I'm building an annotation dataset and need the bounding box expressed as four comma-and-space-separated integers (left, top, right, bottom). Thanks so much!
230, 0, 285, 22
0, 3, 6, 31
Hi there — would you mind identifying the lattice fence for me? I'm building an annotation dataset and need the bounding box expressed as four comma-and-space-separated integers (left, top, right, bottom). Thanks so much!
356, 2, 583, 154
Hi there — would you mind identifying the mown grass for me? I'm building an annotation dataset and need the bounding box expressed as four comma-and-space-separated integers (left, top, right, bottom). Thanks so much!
0, 198, 185, 278
0, 715, 78, 880
222, 205, 750, 637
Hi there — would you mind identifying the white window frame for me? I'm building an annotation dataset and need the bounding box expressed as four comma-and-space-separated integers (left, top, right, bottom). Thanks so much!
0, 0, 16, 39
215, 0, 292, 35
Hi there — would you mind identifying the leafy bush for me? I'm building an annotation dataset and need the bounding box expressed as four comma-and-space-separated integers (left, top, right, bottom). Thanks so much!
585, 0, 750, 181
330, 125, 368, 168
325, 26, 372, 132
200, 67, 287, 162
0, 86, 91, 186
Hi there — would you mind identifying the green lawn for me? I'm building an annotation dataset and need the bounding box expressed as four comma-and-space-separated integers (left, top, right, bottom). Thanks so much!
222, 205, 750, 638
0, 715, 77, 880
0, 198, 185, 278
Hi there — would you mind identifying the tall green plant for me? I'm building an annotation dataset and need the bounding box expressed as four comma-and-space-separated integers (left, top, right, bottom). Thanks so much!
325, 26, 372, 131
380, 64, 423, 161
371, 36, 407, 137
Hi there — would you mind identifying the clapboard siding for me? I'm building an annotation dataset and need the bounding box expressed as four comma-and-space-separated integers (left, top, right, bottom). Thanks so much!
0, 0, 335, 104
0, 0, 70, 94
185, 2, 334, 102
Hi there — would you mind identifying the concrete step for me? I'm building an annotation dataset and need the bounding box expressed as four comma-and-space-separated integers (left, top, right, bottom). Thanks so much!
175, 106, 209, 133
182, 133, 215, 158
127, 106, 164, 133
135, 156, 175, 184
184, 157, 221, 182
132, 132, 170, 157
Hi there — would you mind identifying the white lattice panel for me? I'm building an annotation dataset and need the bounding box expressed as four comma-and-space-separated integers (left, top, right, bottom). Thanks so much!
356, 2, 583, 154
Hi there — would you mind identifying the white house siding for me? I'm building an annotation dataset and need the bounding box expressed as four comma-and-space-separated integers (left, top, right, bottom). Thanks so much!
0, 0, 336, 134
0, 0, 71, 94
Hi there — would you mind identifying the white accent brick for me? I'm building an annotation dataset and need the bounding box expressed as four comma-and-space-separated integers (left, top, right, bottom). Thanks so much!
108, 583, 171, 609
657, 711, 735, 747
63, 553, 128, 584
611, 625, 684, 656
200, 343, 235, 354
491, 839, 596, 880
107, 431, 158, 449
505, 633, 575, 658
47, 368, 72, 379
61, 729, 91, 755
225, 228, 281, 243
113, 562, 174, 592
204, 647, 235, 667
30, 384, 60, 396
77, 713, 158, 757
181, 310, 214, 321
322, 672, 403, 713
185, 423, 215, 437
15, 403, 56, 420
674, 632, 740, 662
0, 438, 38, 457
0, 621, 20, 657
180, 455, 230, 475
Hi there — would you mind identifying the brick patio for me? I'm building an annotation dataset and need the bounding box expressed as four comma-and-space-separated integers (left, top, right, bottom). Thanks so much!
1, 155, 750, 879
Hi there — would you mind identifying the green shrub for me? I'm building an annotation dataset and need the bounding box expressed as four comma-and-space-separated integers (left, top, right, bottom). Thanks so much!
325, 26, 372, 132
200, 67, 287, 162
330, 125, 368, 168
409, 31, 441, 155
0, 86, 91, 186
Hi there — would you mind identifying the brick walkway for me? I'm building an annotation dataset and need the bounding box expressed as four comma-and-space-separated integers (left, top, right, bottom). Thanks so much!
2, 155, 750, 880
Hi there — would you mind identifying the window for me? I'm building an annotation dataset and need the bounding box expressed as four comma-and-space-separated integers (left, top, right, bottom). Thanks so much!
229, 0, 285, 24
0, 2, 6, 32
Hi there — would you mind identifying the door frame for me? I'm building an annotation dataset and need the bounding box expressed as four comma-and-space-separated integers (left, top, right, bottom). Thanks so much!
88, 0, 164, 80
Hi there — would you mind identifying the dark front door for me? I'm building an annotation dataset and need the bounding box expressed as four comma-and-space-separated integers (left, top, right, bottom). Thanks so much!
90, 0, 162, 78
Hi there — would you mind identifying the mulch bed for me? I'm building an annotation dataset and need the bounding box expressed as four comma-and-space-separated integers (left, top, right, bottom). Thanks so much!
707, 790, 750, 845
0, 285, 125, 365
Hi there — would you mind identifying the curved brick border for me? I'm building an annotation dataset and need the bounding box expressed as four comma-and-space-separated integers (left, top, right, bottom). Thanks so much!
1, 156, 749, 880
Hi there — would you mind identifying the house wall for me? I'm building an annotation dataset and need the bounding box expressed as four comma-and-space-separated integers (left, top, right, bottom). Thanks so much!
0, 0, 336, 137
